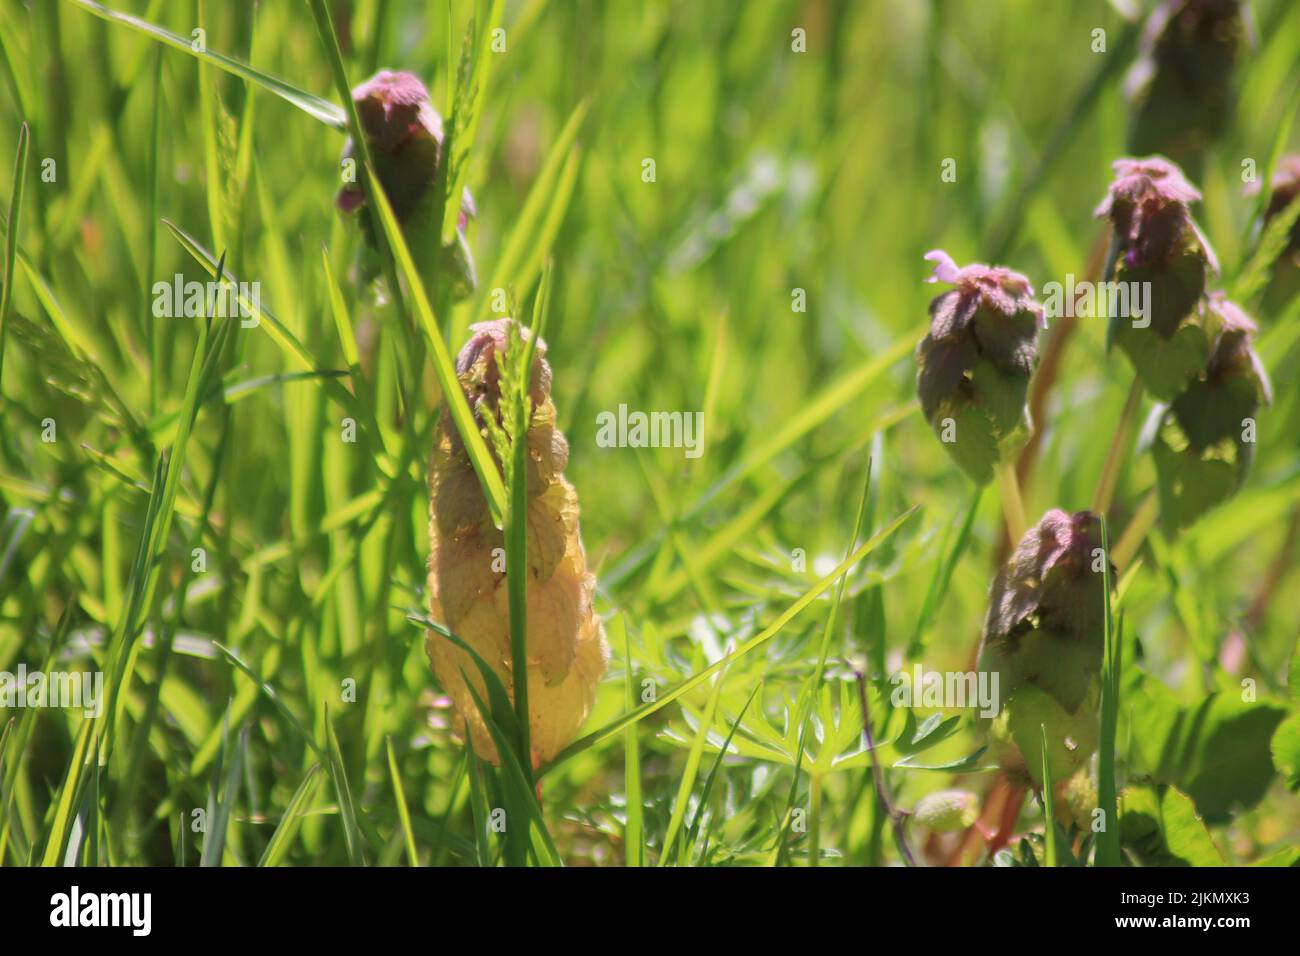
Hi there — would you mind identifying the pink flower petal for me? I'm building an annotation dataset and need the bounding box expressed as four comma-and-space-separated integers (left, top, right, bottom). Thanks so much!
924, 249, 961, 284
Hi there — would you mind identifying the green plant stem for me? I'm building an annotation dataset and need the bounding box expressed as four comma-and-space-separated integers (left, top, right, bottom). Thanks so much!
506, 368, 532, 774
809, 772, 823, 868
1013, 229, 1110, 498
1113, 490, 1158, 570
1039, 725, 1057, 867
1096, 514, 1123, 868
305, 0, 411, 338
1245, 506, 1300, 632
995, 461, 1027, 546
1092, 375, 1142, 516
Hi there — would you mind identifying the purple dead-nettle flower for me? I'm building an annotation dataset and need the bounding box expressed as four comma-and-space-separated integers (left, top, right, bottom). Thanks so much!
1201, 295, 1270, 401
915, 251, 1044, 486
1097, 156, 1218, 401
1145, 293, 1271, 531
1095, 157, 1215, 272
452, 319, 552, 443
336, 70, 477, 299
983, 509, 1109, 648
977, 509, 1111, 788
1099, 156, 1203, 207
923, 251, 1048, 330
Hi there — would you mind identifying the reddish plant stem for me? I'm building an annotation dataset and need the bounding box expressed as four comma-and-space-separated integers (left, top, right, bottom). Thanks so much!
989, 782, 1026, 853
1245, 506, 1300, 633
944, 774, 1026, 866
1091, 374, 1143, 516
1025, 228, 1111, 478
995, 230, 1110, 561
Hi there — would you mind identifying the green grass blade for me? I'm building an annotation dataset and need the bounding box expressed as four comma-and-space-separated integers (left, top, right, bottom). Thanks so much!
544, 505, 921, 773
103, 257, 228, 750
385, 737, 419, 866
200, 722, 247, 866
323, 705, 366, 866
212, 642, 322, 757
163, 220, 361, 415
776, 456, 875, 865
506, 371, 533, 770
1240, 83, 1300, 254
258, 764, 323, 867
685, 685, 758, 865
502, 268, 554, 770
908, 486, 982, 655
465, 751, 493, 867
659, 643, 730, 866
65, 740, 105, 866
411, 613, 556, 865
146, 47, 162, 415
1040, 723, 1057, 868
616, 616, 645, 867
460, 679, 561, 867
439, 0, 504, 246
419, 618, 525, 751
322, 246, 360, 368
1096, 516, 1123, 867
39, 715, 95, 866
68, 0, 347, 129
0, 120, 29, 395
2, 609, 75, 865
689, 338, 916, 517
363, 161, 507, 522
474, 99, 589, 325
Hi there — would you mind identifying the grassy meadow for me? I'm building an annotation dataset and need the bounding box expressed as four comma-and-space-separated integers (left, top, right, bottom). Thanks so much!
1, 0, 1300, 867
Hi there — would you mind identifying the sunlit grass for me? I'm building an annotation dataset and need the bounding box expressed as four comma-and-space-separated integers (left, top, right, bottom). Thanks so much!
0, 0, 1298, 867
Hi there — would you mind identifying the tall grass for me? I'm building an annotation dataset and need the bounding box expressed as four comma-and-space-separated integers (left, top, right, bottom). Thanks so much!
0, 0, 1297, 868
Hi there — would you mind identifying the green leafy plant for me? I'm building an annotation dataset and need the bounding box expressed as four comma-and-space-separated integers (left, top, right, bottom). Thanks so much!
0, 0, 1296, 874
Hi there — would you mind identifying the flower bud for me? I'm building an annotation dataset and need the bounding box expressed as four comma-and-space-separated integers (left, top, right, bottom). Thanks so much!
1145, 294, 1271, 530
1253, 154, 1300, 313
1096, 157, 1218, 400
336, 70, 477, 297
913, 790, 980, 833
978, 510, 1112, 788
1259, 154, 1300, 240
1125, 0, 1246, 178
426, 319, 608, 765
915, 250, 1044, 485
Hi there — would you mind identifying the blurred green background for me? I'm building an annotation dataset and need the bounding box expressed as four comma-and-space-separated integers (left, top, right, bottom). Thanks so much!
1, 0, 1298, 866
